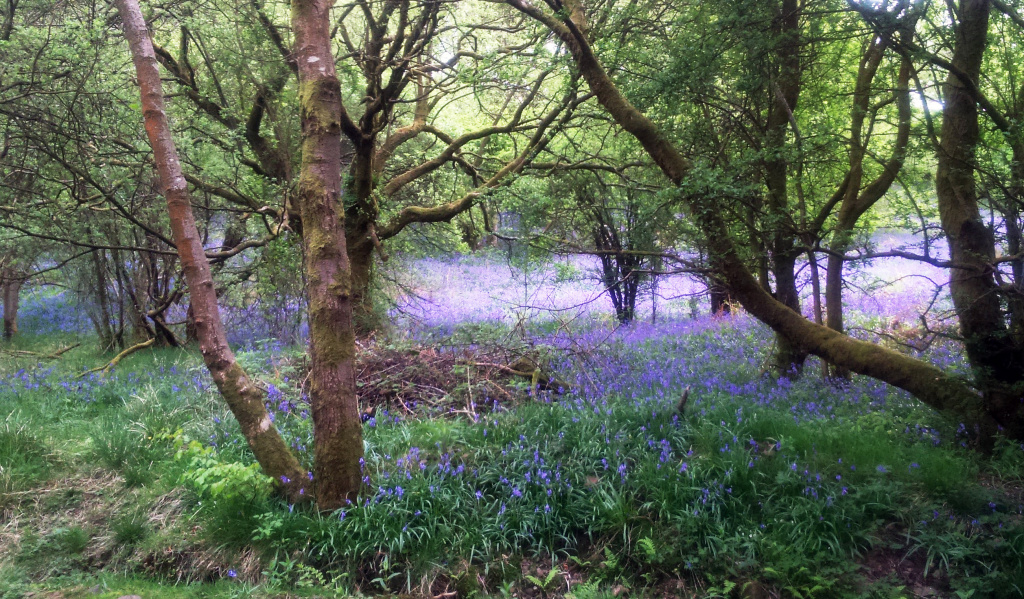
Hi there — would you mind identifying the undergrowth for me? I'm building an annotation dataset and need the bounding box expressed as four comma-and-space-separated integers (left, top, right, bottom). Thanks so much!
1, 305, 1023, 598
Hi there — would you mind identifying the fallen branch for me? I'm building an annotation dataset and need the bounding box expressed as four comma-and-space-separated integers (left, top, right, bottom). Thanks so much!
1, 343, 81, 360
79, 338, 156, 377
472, 358, 569, 394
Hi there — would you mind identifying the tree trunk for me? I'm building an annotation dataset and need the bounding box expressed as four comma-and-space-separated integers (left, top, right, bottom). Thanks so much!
764, 0, 807, 376
1005, 164, 1024, 346
346, 229, 379, 335
936, 0, 1024, 427
89, 248, 118, 351
2, 274, 22, 339
291, 0, 365, 510
344, 138, 383, 336
709, 280, 732, 315
771, 250, 806, 375
115, 0, 310, 502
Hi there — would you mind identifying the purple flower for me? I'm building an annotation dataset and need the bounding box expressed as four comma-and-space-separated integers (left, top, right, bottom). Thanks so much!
227, 569, 237, 578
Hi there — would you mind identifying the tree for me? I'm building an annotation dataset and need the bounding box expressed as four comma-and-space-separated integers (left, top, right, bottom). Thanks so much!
930, 0, 1024, 432
0, 253, 27, 339
114, 0, 311, 502
290, 0, 365, 509
146, 0, 581, 333
504, 0, 1013, 446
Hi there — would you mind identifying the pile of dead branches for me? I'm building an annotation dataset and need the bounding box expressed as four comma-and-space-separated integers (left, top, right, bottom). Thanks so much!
353, 340, 568, 418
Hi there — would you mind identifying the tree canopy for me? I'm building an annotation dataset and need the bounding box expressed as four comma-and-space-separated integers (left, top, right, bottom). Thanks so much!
2, 0, 1024, 503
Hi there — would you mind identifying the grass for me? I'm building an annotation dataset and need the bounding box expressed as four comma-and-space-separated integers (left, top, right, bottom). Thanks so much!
1, 291, 1023, 598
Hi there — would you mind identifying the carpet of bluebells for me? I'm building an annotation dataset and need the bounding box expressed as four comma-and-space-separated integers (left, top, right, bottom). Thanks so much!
2, 244, 1024, 598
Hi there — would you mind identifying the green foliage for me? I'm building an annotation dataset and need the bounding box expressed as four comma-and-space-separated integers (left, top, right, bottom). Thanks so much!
173, 433, 274, 502
525, 567, 562, 594
0, 565, 31, 599
0, 421, 52, 494
262, 556, 329, 591
565, 580, 614, 599
3, 319, 1023, 598
19, 525, 92, 562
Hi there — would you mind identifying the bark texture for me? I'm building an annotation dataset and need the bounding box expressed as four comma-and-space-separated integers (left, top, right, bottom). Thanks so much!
115, 0, 310, 501
291, 0, 365, 510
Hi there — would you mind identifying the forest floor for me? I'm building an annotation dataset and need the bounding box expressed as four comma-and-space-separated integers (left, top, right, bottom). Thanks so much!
2, 258, 1024, 598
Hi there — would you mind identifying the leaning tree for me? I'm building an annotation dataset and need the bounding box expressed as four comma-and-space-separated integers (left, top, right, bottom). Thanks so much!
504, 0, 1021, 447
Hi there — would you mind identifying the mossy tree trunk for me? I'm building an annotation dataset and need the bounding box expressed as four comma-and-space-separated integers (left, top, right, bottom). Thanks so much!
344, 141, 382, 335
115, 0, 310, 502
1005, 151, 1024, 347
291, 0, 365, 510
345, 231, 378, 334
935, 0, 1024, 434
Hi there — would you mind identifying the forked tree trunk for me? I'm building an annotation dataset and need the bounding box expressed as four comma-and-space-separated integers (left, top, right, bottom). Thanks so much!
115, 0, 310, 501
510, 0, 1012, 446
825, 50, 913, 380
291, 0, 365, 510
709, 281, 732, 315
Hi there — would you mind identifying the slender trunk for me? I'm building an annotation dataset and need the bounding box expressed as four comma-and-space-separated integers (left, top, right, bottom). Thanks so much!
90, 249, 117, 351
1006, 148, 1024, 347
825, 41, 884, 341
115, 0, 310, 501
765, 0, 806, 375
936, 0, 1024, 428
292, 0, 365, 509
807, 251, 823, 326
826, 53, 913, 379
2, 275, 22, 339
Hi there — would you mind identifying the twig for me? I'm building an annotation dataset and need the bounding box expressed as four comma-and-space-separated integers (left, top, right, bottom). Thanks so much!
472, 361, 533, 377
482, 378, 515, 401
